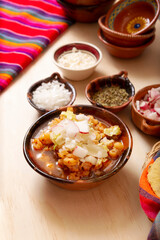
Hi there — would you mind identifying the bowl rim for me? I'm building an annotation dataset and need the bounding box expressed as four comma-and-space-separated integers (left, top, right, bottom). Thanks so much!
56, 0, 111, 8
53, 41, 102, 72
23, 104, 133, 185
27, 72, 76, 113
132, 84, 160, 123
63, 0, 107, 6
85, 71, 135, 111
98, 15, 156, 39
98, 28, 155, 50
104, 0, 160, 35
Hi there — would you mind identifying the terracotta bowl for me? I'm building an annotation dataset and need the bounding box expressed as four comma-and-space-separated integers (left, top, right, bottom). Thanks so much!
98, 29, 155, 59
64, 0, 107, 6
57, 0, 116, 23
23, 105, 133, 190
53, 42, 102, 81
27, 72, 76, 114
85, 71, 135, 113
104, 0, 160, 35
98, 15, 156, 47
131, 84, 160, 137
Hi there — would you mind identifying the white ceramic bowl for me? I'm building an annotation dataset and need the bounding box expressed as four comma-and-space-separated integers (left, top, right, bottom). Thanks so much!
53, 42, 102, 81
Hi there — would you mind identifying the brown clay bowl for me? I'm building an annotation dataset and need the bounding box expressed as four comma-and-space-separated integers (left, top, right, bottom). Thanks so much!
27, 72, 76, 114
98, 15, 156, 47
104, 0, 160, 35
98, 28, 155, 59
64, 0, 107, 6
85, 71, 135, 113
23, 105, 133, 190
57, 0, 116, 23
131, 84, 160, 137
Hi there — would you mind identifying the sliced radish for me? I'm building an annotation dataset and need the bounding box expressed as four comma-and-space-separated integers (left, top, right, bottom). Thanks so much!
136, 100, 140, 111
136, 87, 160, 121
139, 101, 149, 111
150, 88, 160, 100
154, 107, 160, 115
75, 120, 89, 134
65, 120, 79, 138
76, 114, 88, 121
144, 111, 158, 120
51, 124, 65, 135
73, 146, 88, 158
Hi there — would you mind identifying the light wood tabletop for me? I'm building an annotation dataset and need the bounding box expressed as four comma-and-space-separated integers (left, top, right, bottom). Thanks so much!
1, 20, 160, 240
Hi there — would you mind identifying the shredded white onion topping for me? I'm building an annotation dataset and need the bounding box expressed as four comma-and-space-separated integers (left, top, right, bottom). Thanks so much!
32, 80, 71, 111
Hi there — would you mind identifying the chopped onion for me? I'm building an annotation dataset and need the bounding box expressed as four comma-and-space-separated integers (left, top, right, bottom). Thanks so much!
32, 80, 71, 110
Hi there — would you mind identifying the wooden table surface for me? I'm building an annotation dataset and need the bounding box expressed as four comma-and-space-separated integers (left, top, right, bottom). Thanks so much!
1, 19, 160, 240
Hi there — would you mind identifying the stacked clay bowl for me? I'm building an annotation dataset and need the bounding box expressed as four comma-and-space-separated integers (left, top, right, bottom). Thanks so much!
98, 0, 160, 58
57, 0, 116, 23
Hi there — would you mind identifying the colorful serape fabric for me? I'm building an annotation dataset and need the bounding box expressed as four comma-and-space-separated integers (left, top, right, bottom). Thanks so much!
0, 0, 73, 92
139, 151, 160, 222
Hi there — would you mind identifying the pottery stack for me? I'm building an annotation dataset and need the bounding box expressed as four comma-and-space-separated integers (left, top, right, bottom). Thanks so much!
98, 0, 160, 58
56, 0, 116, 23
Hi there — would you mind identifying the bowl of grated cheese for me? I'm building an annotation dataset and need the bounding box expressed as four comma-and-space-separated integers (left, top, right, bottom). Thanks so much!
53, 42, 102, 81
27, 72, 76, 114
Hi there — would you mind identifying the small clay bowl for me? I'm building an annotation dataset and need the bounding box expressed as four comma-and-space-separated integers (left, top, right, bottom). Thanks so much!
56, 0, 115, 23
104, 0, 160, 35
98, 29, 155, 59
98, 15, 156, 47
53, 42, 102, 81
131, 84, 160, 137
27, 72, 76, 114
23, 105, 133, 190
85, 71, 135, 113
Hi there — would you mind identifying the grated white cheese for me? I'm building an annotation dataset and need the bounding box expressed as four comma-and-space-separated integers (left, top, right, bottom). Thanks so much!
32, 80, 71, 111
57, 47, 97, 70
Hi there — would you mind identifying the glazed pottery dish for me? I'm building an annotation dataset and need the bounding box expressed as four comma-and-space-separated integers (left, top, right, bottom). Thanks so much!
85, 71, 135, 113
104, 0, 160, 35
53, 42, 102, 81
56, 0, 116, 23
23, 105, 133, 190
131, 84, 160, 137
27, 72, 76, 114
98, 28, 155, 59
98, 15, 156, 47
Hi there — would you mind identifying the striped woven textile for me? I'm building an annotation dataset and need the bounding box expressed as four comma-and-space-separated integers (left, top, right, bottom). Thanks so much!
0, 0, 73, 92
139, 151, 160, 222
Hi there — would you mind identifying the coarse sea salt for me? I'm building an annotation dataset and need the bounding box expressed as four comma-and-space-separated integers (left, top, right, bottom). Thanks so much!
32, 80, 71, 111
57, 47, 97, 70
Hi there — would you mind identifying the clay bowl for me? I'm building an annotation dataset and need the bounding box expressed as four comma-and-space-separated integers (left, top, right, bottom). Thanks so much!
53, 42, 102, 81
85, 71, 135, 113
64, 0, 107, 6
56, 0, 116, 23
104, 0, 160, 35
98, 28, 155, 59
98, 15, 156, 47
27, 72, 76, 114
131, 84, 160, 137
23, 105, 133, 190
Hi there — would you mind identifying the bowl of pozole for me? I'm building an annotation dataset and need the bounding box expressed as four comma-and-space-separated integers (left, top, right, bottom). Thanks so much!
23, 105, 133, 190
